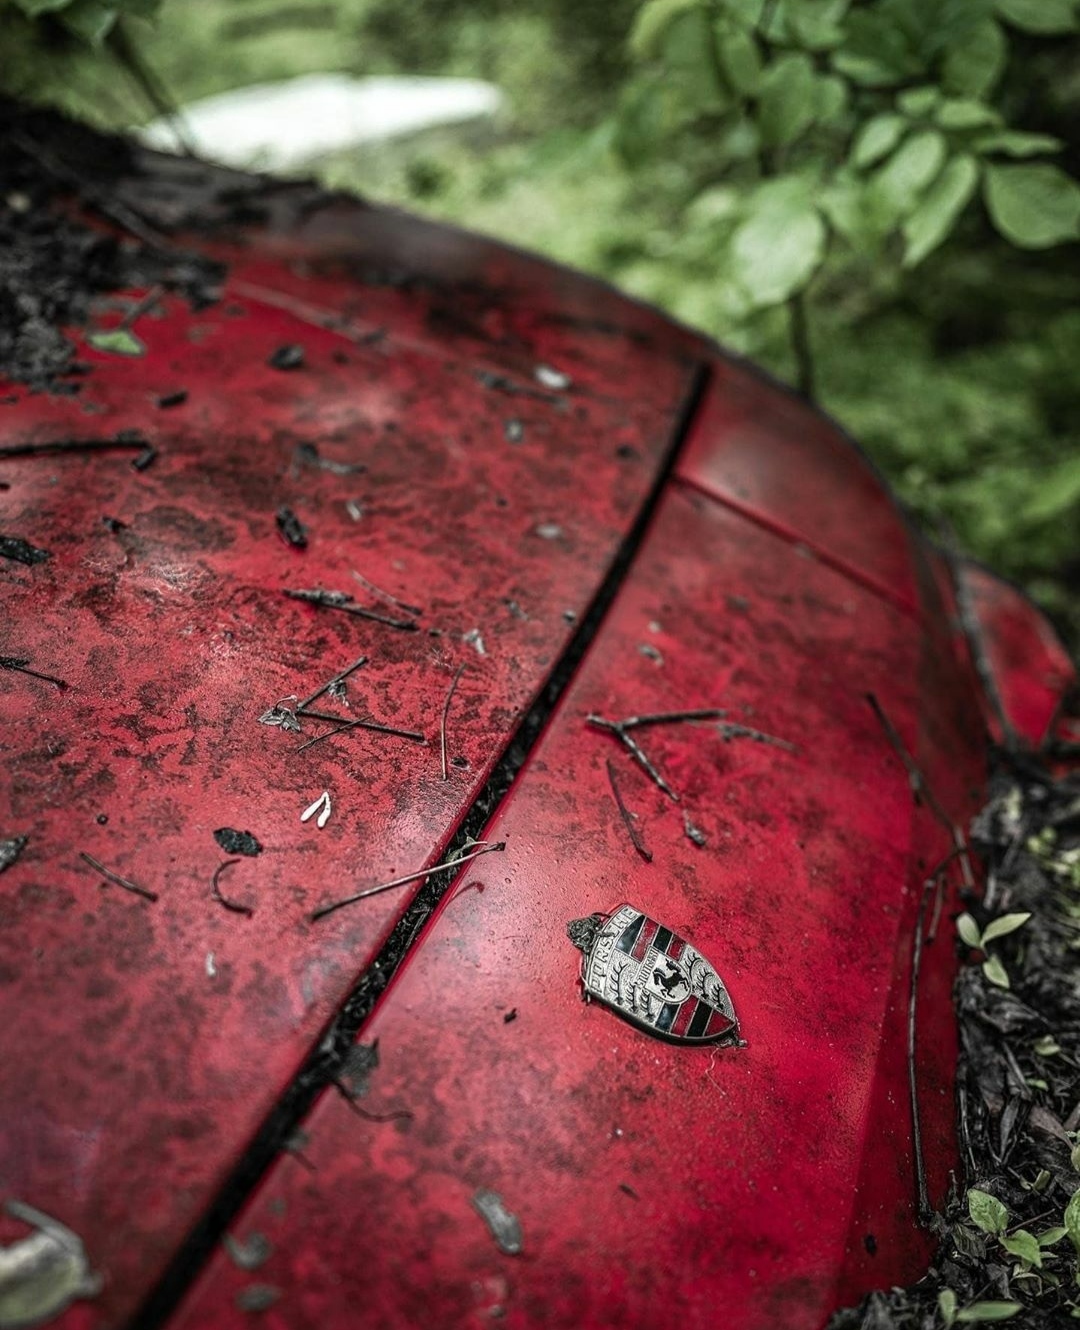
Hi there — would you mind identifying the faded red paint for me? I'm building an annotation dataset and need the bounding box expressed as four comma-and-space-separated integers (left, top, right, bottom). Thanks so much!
0, 140, 1073, 1330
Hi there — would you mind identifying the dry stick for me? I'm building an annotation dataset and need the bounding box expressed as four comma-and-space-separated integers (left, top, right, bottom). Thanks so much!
717, 721, 797, 753
296, 655, 368, 714
606, 758, 652, 863
909, 878, 934, 1224
79, 851, 157, 902
296, 717, 425, 754
586, 715, 680, 802
210, 859, 252, 917
440, 664, 467, 781
0, 438, 148, 460
118, 283, 164, 331
616, 708, 727, 731
283, 590, 417, 633
312, 841, 505, 922
351, 570, 422, 618
0, 656, 68, 690
866, 693, 975, 890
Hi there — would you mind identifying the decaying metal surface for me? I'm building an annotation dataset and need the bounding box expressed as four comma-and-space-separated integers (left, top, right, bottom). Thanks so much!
0, 118, 1075, 1330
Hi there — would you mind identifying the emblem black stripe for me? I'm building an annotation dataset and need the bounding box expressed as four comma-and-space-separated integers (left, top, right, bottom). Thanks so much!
655, 1002, 680, 1033
687, 1002, 713, 1039
653, 925, 673, 955
616, 913, 645, 955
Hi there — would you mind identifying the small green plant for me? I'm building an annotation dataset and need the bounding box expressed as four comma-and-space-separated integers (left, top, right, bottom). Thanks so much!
956, 909, 1030, 988
619, 0, 1080, 395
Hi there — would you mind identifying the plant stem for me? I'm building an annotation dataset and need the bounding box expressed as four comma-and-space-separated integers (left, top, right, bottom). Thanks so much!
788, 289, 816, 402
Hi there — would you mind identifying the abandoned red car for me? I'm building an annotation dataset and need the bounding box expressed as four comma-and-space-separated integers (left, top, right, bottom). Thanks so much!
0, 107, 1074, 1329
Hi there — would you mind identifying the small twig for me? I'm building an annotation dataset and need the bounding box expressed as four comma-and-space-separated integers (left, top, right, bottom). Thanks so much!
587, 715, 680, 802
440, 664, 467, 781
616, 709, 727, 731
0, 437, 149, 460
79, 851, 157, 902
716, 721, 796, 752
866, 693, 975, 890
296, 717, 425, 753
909, 879, 933, 1224
118, 284, 164, 332
210, 859, 252, 916
296, 655, 368, 714
283, 589, 418, 633
336, 1090, 414, 1124
311, 840, 505, 921
606, 758, 652, 863
351, 570, 422, 617
0, 656, 68, 690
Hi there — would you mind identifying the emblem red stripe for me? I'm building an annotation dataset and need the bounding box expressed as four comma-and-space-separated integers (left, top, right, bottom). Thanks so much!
705, 1009, 735, 1039
632, 918, 658, 962
671, 997, 699, 1038
666, 936, 684, 961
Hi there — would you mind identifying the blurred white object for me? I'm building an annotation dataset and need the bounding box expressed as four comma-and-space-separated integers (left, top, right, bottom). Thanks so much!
138, 73, 504, 171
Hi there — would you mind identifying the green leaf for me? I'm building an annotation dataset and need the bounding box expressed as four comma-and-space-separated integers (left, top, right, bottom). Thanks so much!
995, 0, 1077, 35
716, 22, 762, 96
935, 100, 1001, 131
955, 1304, 1021, 1323
969, 1188, 1009, 1235
981, 911, 1032, 945
974, 131, 1064, 158
1000, 1229, 1042, 1267
59, 0, 121, 44
1071, 1141, 1080, 1172
758, 52, 817, 149
983, 954, 1010, 988
786, 0, 849, 51
1033, 1035, 1062, 1056
813, 74, 848, 125
1024, 455, 1080, 521
1038, 1226, 1069, 1246
939, 1289, 958, 1329
898, 85, 941, 118
903, 154, 979, 266
942, 19, 1007, 99
872, 130, 948, 218
86, 327, 145, 357
11, 0, 72, 14
664, 8, 725, 101
629, 0, 704, 59
731, 178, 826, 307
1065, 1188, 1080, 1253
852, 114, 906, 169
957, 912, 983, 949
984, 163, 1080, 249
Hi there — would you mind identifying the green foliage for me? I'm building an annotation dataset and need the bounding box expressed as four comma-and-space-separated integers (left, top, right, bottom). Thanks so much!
618, 0, 1080, 308
5, 0, 160, 45
968, 1188, 1009, 1235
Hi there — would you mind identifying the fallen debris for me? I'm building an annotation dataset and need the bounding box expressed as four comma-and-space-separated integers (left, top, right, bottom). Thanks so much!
283, 587, 418, 631
257, 695, 302, 732
296, 656, 368, 715
78, 851, 157, 902
224, 1232, 272, 1273
606, 758, 652, 863
0, 836, 27, 875
350, 570, 421, 617
471, 1189, 523, 1256
213, 828, 262, 857
716, 721, 796, 752
311, 839, 505, 921
235, 1284, 280, 1313
275, 507, 308, 550
211, 859, 253, 917
683, 812, 707, 847
295, 442, 365, 477
0, 657, 67, 690
268, 343, 304, 370
157, 390, 187, 409
0, 432, 152, 462
440, 664, 467, 781
300, 791, 332, 829
0, 536, 50, 567
0, 1199, 103, 1327
296, 716, 425, 754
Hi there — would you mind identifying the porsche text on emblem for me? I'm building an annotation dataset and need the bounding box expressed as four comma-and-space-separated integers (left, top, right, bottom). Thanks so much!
567, 905, 737, 1044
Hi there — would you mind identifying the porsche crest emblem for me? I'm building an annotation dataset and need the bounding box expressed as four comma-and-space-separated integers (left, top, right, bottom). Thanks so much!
567, 904, 737, 1044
